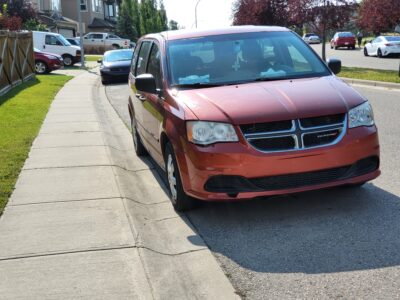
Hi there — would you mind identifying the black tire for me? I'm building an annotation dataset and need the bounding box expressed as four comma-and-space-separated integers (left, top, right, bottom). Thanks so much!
111, 44, 120, 50
131, 117, 148, 156
62, 54, 74, 66
164, 142, 198, 212
377, 48, 383, 58
35, 60, 48, 74
364, 47, 369, 56
334, 45, 338, 50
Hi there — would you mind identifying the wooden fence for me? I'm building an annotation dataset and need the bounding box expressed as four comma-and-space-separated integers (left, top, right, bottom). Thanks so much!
0, 31, 35, 96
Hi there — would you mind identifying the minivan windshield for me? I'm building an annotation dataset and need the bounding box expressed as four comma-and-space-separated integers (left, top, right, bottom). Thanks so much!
167, 31, 331, 87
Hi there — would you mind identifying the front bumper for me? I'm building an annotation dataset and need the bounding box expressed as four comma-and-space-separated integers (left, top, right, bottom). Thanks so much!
100, 70, 129, 82
175, 126, 380, 201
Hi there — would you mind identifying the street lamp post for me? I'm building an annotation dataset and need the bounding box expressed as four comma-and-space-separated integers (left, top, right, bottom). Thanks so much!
76, 0, 85, 68
195, 0, 202, 28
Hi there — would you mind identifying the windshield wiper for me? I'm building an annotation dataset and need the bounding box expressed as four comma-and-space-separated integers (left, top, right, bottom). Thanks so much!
171, 82, 224, 89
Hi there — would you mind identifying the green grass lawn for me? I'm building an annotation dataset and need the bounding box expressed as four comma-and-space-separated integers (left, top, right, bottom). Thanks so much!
339, 67, 400, 84
85, 55, 103, 62
0, 75, 72, 215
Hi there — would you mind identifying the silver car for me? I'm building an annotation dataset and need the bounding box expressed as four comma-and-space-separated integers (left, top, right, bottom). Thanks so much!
303, 33, 321, 44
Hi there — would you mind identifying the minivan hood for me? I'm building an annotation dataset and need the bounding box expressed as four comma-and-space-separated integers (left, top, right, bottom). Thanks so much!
176, 76, 366, 125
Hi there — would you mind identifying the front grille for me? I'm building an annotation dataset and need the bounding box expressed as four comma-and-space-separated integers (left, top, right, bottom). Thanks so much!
241, 120, 293, 134
204, 156, 379, 193
110, 67, 130, 72
240, 113, 346, 153
251, 136, 295, 151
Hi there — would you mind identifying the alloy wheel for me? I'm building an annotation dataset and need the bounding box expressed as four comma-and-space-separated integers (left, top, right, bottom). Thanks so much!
63, 56, 72, 66
35, 61, 46, 74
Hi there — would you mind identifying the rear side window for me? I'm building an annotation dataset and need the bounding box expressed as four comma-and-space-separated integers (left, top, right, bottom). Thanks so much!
45, 35, 61, 46
92, 34, 104, 39
147, 43, 162, 89
136, 41, 152, 76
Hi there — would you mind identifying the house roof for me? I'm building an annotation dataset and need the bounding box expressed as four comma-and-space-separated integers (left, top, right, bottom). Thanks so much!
88, 18, 116, 29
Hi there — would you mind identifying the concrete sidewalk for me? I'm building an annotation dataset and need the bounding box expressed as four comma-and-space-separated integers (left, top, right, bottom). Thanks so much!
0, 71, 237, 299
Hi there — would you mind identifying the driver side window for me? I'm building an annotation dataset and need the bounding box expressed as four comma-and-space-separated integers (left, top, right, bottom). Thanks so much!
147, 43, 162, 90
45, 35, 62, 46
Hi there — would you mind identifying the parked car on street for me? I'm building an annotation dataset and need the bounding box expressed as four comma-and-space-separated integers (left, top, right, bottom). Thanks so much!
67, 38, 80, 46
330, 32, 356, 49
364, 35, 400, 58
303, 33, 321, 44
32, 31, 81, 66
128, 26, 380, 211
34, 47, 64, 74
83, 32, 130, 50
99, 49, 133, 84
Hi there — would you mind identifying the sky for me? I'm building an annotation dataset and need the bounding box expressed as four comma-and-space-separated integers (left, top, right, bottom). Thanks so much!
163, 0, 236, 29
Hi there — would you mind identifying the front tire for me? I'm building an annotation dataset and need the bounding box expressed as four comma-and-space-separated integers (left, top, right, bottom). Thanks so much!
35, 61, 48, 74
131, 117, 147, 156
364, 47, 369, 56
62, 54, 74, 66
165, 143, 198, 212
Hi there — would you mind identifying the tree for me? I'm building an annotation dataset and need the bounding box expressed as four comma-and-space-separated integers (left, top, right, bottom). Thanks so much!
288, 0, 357, 60
117, 0, 139, 41
233, 0, 289, 26
168, 19, 179, 30
357, 0, 400, 34
158, 0, 168, 31
0, 0, 35, 23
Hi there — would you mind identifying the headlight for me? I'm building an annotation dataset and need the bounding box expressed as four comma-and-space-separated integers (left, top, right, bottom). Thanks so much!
348, 101, 374, 128
100, 65, 110, 71
44, 54, 57, 60
187, 121, 239, 145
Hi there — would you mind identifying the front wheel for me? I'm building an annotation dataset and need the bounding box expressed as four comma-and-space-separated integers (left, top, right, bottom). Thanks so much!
165, 143, 198, 212
62, 54, 73, 66
364, 47, 369, 56
35, 61, 48, 74
131, 117, 148, 156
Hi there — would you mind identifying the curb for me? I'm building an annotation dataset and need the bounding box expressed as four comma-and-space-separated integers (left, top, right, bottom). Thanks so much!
95, 81, 240, 299
340, 77, 400, 90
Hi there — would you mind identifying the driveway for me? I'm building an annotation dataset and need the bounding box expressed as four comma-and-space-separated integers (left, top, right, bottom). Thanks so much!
310, 43, 400, 71
106, 83, 400, 299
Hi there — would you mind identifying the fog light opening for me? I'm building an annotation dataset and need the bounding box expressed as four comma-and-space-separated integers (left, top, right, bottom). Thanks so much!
227, 193, 238, 198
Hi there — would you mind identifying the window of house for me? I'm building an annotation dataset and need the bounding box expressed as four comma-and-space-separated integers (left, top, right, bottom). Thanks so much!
106, 4, 114, 17
80, 0, 87, 11
92, 0, 102, 13
51, 0, 61, 11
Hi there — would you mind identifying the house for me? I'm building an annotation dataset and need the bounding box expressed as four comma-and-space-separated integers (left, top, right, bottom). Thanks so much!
31, 0, 78, 37
61, 0, 120, 36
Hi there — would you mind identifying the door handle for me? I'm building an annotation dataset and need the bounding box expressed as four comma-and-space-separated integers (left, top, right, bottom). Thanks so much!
136, 94, 146, 101
43, 45, 46, 49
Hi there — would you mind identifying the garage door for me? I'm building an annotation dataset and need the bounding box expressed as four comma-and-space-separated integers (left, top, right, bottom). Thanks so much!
59, 29, 73, 38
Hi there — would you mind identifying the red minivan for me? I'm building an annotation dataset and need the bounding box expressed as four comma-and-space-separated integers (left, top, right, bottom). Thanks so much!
128, 26, 380, 211
330, 32, 356, 49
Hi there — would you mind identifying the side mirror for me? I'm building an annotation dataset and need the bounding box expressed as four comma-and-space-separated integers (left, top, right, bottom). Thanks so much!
327, 58, 341, 75
97, 59, 102, 63
136, 74, 157, 94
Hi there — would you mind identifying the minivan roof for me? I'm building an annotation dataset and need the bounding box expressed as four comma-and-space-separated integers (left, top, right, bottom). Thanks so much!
145, 26, 290, 41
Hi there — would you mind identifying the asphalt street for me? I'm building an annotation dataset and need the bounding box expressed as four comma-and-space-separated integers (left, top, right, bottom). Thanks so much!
310, 43, 400, 71
106, 82, 400, 299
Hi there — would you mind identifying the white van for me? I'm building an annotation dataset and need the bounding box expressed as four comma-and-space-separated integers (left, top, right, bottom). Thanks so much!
33, 31, 81, 66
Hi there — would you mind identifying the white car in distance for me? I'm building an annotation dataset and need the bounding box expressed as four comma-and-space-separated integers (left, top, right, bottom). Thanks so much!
364, 36, 400, 58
